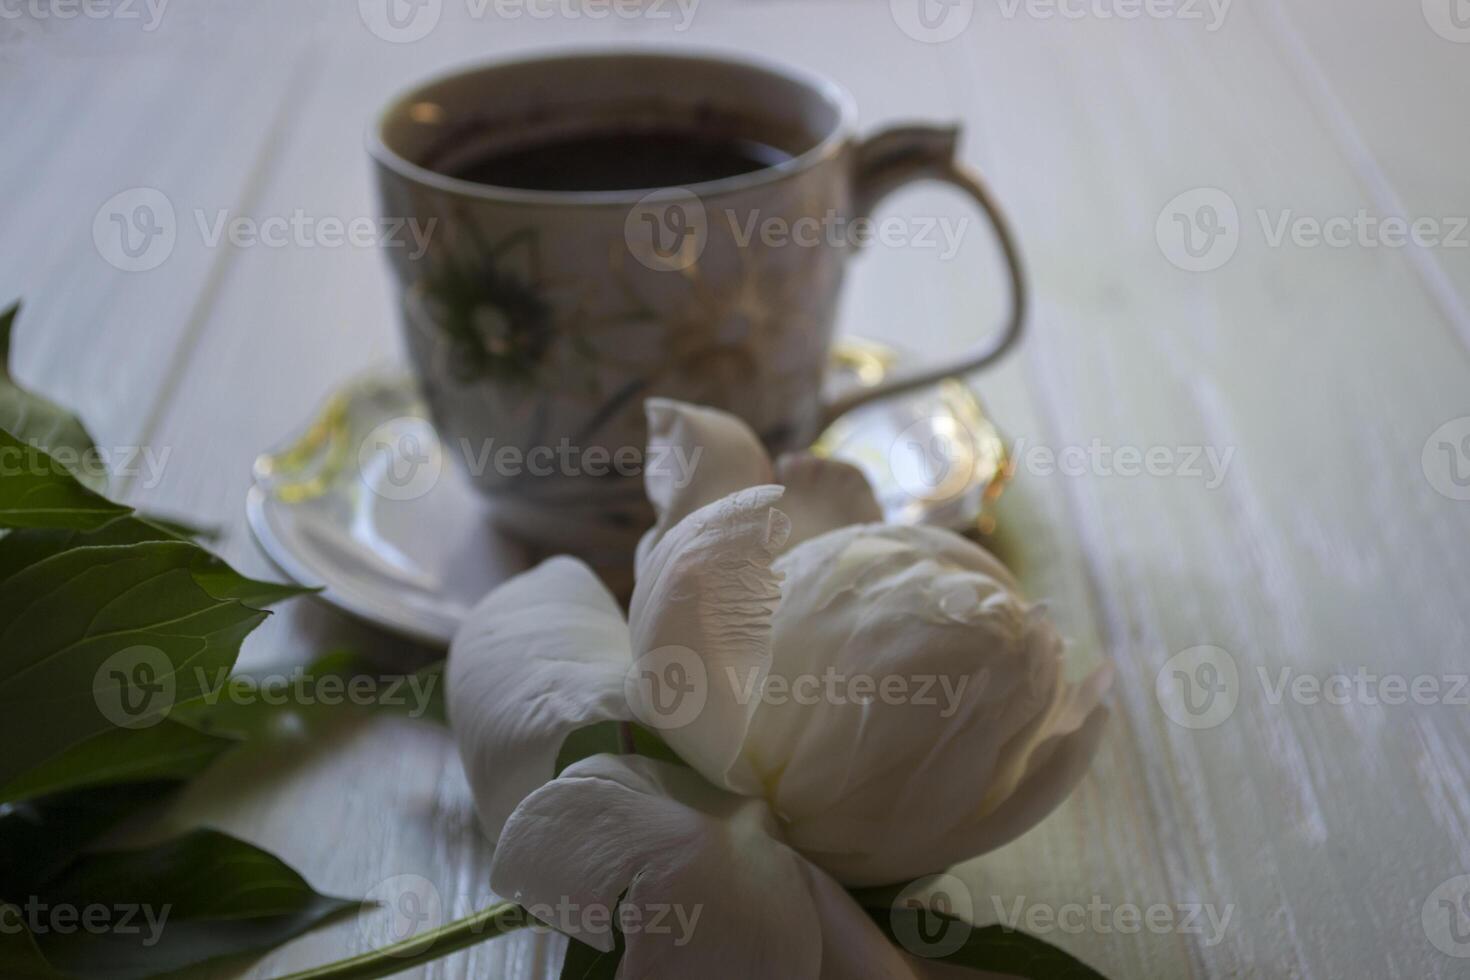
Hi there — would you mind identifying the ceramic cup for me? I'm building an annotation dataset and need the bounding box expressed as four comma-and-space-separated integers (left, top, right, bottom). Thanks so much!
369, 49, 1025, 563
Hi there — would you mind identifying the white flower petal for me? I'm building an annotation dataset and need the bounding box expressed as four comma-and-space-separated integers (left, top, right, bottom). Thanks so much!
742, 524, 1111, 886
794, 617, 1112, 882
447, 557, 633, 842
628, 486, 789, 793
974, 638, 1114, 815
637, 399, 774, 571
935, 666, 1113, 863
772, 453, 884, 553
799, 863, 930, 980
490, 754, 822, 979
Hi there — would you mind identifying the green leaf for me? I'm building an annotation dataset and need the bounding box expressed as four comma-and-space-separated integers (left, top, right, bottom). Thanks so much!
554, 721, 624, 775
626, 725, 685, 767
0, 428, 129, 530
0, 722, 239, 806
0, 302, 110, 495
0, 313, 346, 978
558, 934, 621, 980
0, 783, 175, 898
0, 541, 267, 787
0, 516, 310, 607
24, 829, 356, 980
133, 515, 219, 543
859, 898, 1110, 979
554, 722, 686, 776
188, 560, 315, 608
0, 525, 298, 801
0, 906, 64, 978
0, 517, 179, 581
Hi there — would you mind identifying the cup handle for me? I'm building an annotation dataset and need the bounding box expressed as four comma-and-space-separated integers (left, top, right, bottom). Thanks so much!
820, 125, 1028, 429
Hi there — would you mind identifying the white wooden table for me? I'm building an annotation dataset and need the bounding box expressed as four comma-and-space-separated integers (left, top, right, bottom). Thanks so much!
7, 1, 1470, 976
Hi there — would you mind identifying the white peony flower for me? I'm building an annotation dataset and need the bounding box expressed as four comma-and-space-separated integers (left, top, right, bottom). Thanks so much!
492, 753, 1000, 979
447, 399, 1112, 977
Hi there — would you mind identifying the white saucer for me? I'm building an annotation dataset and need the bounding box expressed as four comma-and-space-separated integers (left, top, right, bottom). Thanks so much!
246, 343, 1009, 646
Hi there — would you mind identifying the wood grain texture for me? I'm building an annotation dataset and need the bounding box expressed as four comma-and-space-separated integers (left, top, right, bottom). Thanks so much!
6, 0, 1470, 976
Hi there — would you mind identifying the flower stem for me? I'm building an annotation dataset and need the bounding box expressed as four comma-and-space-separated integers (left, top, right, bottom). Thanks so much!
275, 902, 531, 980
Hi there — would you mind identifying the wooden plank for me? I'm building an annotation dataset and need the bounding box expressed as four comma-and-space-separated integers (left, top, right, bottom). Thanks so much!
10, 1, 1470, 977
1257, 0, 1470, 349
946, 3, 1470, 977
0, 14, 313, 470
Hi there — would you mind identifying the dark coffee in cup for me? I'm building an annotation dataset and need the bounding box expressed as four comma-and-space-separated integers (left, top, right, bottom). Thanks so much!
444, 125, 794, 193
